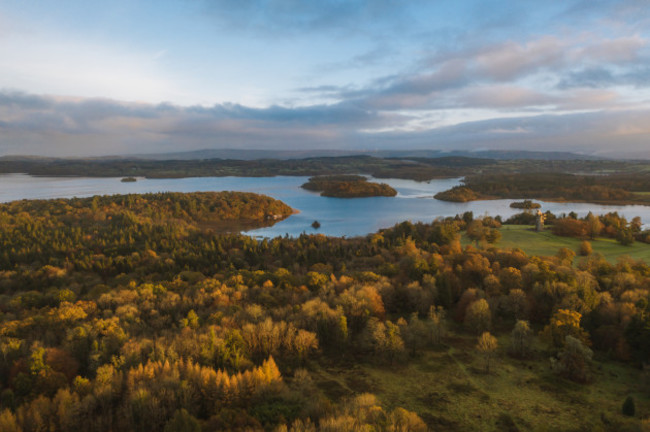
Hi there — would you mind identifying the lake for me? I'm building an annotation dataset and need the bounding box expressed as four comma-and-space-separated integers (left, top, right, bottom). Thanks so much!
2, 173, 650, 238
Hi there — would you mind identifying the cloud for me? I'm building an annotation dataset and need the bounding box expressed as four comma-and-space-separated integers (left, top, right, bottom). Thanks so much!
0, 90, 410, 156
357, 109, 650, 157
2, 89, 650, 158
576, 36, 646, 63
455, 85, 558, 109
473, 37, 566, 81
558, 65, 650, 89
304, 33, 649, 113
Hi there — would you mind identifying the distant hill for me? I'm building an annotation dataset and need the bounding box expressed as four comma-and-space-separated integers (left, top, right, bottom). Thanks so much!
0, 149, 604, 163
121, 148, 603, 161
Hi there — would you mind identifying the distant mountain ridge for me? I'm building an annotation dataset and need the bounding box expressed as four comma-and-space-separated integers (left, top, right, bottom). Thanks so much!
128, 148, 603, 161
0, 148, 604, 161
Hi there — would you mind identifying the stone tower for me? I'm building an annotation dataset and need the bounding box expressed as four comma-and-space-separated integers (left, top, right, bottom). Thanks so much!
535, 210, 545, 232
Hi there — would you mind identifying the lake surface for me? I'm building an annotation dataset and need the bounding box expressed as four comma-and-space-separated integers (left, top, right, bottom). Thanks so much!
2, 173, 650, 238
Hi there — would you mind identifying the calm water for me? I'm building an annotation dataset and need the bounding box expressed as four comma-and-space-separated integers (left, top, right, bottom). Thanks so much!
2, 173, 650, 238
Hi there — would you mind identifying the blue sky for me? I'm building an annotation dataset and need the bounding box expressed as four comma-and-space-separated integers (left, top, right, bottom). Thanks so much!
1, 0, 649, 157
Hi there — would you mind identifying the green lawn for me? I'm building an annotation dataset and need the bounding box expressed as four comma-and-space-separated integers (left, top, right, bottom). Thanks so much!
465, 225, 650, 264
312, 332, 648, 431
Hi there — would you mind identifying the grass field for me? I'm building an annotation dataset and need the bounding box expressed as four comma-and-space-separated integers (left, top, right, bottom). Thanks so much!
463, 225, 650, 264
312, 331, 649, 431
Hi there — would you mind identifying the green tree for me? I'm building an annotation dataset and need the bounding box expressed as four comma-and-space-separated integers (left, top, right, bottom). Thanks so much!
164, 409, 202, 432
551, 335, 592, 383
401, 313, 428, 356
617, 228, 634, 246
29, 346, 48, 376
466, 220, 486, 246
185, 310, 200, 329
622, 396, 635, 417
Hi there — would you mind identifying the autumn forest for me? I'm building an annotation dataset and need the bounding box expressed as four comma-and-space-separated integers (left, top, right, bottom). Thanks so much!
0, 190, 650, 431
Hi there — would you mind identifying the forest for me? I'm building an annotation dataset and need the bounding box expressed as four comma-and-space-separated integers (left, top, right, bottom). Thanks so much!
1, 193, 650, 431
435, 172, 650, 206
0, 156, 492, 181
3, 155, 650, 184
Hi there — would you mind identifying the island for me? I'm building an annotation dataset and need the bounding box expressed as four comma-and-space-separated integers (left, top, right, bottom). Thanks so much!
121, 176, 137, 182
510, 199, 541, 209
301, 174, 397, 198
433, 185, 479, 202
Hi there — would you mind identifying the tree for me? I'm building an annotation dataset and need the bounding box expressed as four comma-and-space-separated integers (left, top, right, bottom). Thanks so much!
622, 396, 635, 417
485, 228, 501, 245
466, 220, 486, 246
401, 313, 428, 356
29, 346, 48, 376
364, 319, 405, 364
551, 335, 592, 383
578, 240, 592, 256
164, 408, 202, 432
476, 332, 498, 373
542, 309, 590, 349
585, 212, 603, 240
556, 247, 575, 265
465, 299, 491, 334
427, 306, 446, 345
507, 289, 528, 320
511, 320, 532, 358
293, 329, 318, 362
617, 228, 634, 246
466, 220, 500, 247
430, 221, 460, 246
552, 218, 588, 238
384, 321, 406, 364
387, 407, 428, 432
0, 410, 20, 432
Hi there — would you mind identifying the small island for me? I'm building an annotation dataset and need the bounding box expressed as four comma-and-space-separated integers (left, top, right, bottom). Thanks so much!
433, 186, 478, 202
510, 199, 541, 209
121, 177, 137, 182
301, 175, 397, 198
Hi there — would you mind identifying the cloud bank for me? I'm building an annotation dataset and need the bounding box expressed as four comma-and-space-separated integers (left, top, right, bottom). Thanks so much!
1, 90, 649, 158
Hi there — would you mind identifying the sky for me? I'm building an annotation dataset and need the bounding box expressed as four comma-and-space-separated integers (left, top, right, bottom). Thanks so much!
0, 0, 649, 157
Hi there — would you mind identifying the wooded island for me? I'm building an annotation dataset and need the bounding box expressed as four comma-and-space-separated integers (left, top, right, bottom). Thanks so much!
301, 175, 397, 198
